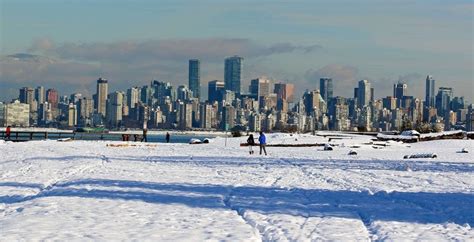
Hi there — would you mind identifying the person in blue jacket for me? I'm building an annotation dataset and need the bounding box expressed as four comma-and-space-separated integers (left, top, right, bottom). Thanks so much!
258, 131, 267, 155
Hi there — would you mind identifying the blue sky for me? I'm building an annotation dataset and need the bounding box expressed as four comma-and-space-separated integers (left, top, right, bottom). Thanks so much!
0, 0, 472, 101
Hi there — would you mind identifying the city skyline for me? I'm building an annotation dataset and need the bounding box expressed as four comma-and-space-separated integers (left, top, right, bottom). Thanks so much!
0, 0, 472, 102
3, 70, 470, 131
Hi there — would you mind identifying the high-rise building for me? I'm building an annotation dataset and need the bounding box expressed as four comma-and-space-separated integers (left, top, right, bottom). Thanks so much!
199, 104, 212, 129
19, 87, 34, 105
188, 59, 200, 99
224, 56, 243, 96
259, 93, 278, 111
223, 90, 236, 105
370, 87, 375, 103
69, 93, 82, 104
274, 83, 295, 103
46, 88, 59, 110
425, 75, 435, 107
393, 82, 407, 99
35, 86, 45, 104
152, 80, 174, 105
382, 96, 397, 110
450, 96, 465, 112
467, 105, 474, 131
319, 78, 333, 101
19, 87, 36, 114
208, 80, 225, 103
177, 85, 193, 101
249, 112, 261, 132
221, 105, 236, 130
78, 97, 94, 122
5, 100, 30, 127
435, 87, 453, 117
0, 102, 5, 127
277, 99, 289, 113
393, 82, 407, 108
127, 87, 140, 109
139, 84, 153, 106
249, 78, 270, 99
178, 102, 192, 130
303, 90, 325, 116
96, 78, 108, 116
37, 102, 52, 125
357, 80, 371, 108
106, 91, 123, 128
334, 102, 350, 131
67, 103, 77, 127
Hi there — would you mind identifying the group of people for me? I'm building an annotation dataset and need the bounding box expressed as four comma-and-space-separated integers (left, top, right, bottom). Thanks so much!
246, 131, 267, 155
141, 130, 171, 143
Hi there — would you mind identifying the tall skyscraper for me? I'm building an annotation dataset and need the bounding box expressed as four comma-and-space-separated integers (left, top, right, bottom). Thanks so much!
152, 80, 174, 105
69, 93, 82, 104
208, 80, 225, 103
96, 78, 108, 116
78, 97, 94, 121
126, 87, 140, 109
249, 78, 270, 99
393, 82, 407, 99
393, 82, 407, 108
435, 87, 453, 117
382, 96, 398, 110
46, 88, 59, 110
425, 75, 435, 107
188, 59, 200, 99
319, 77, 333, 101
19, 87, 34, 105
357, 80, 371, 108
221, 105, 236, 130
67, 103, 77, 127
106, 91, 123, 128
177, 85, 193, 101
199, 103, 212, 129
274, 83, 295, 103
0, 102, 5, 127
178, 102, 192, 130
303, 90, 325, 115
224, 56, 243, 96
35, 86, 45, 104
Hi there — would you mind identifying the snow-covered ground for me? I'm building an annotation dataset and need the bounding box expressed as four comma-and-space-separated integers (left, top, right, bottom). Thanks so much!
0, 133, 473, 241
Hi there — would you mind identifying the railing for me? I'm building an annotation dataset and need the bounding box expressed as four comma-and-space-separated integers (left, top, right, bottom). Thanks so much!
0, 131, 138, 142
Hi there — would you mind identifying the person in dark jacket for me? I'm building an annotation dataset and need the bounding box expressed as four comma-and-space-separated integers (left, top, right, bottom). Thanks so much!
141, 128, 148, 142
247, 134, 255, 154
258, 131, 267, 155
5, 126, 11, 140
165, 132, 170, 143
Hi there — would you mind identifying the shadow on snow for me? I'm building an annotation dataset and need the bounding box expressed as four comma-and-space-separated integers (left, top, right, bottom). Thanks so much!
0, 179, 472, 226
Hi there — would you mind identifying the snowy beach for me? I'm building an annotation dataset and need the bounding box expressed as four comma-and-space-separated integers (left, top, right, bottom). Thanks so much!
0, 133, 473, 241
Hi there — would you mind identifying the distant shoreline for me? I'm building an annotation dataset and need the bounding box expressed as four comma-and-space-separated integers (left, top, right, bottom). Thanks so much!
0, 127, 231, 137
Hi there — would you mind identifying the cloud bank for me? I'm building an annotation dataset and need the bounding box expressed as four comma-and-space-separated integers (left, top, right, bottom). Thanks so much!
1, 38, 322, 100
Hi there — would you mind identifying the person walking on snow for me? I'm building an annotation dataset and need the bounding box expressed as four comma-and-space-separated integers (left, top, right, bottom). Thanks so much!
258, 131, 267, 155
141, 128, 148, 142
247, 134, 255, 154
5, 126, 11, 141
166, 132, 170, 143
